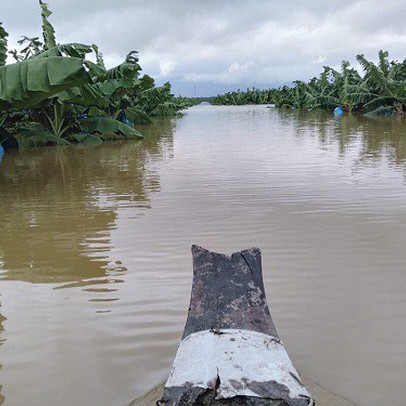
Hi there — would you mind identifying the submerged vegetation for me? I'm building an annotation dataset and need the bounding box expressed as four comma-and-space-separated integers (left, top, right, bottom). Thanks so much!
0, 1, 191, 149
2, 4, 402, 151
211, 51, 406, 116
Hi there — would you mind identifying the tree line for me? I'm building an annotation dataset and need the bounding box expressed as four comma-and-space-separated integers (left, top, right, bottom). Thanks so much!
210, 51, 406, 116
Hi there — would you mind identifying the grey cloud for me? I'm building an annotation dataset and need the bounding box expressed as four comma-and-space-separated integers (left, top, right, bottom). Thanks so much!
2, 0, 406, 96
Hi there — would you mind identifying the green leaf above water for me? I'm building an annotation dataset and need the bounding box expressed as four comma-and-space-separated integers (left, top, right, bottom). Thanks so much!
79, 117, 143, 139
72, 133, 103, 144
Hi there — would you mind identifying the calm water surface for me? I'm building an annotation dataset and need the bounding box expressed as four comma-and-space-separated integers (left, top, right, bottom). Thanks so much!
0, 105, 405, 406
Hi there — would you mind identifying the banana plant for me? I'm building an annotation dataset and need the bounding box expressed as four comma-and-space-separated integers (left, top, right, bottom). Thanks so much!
9, 36, 43, 61
0, 0, 189, 149
0, 23, 8, 66
212, 50, 406, 115
39, 0, 56, 50
0, 56, 99, 109
0, 2, 138, 146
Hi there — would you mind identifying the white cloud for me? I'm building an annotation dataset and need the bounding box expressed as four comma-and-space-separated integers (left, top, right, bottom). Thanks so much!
2, 0, 406, 95
228, 61, 254, 74
159, 60, 178, 77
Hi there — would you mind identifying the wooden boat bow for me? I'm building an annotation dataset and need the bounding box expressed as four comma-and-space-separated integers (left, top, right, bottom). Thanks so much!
158, 245, 314, 406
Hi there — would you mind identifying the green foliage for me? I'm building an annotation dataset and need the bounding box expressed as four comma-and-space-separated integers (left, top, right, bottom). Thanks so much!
36, 42, 93, 59
72, 133, 103, 144
0, 23, 8, 67
210, 88, 276, 106
79, 117, 143, 139
5, 121, 70, 149
56, 84, 108, 107
0, 56, 91, 108
0, 1, 187, 150
12, 36, 43, 61
211, 51, 406, 116
39, 0, 56, 50
125, 106, 153, 125
91, 44, 106, 70
172, 96, 202, 109
15, 127, 70, 148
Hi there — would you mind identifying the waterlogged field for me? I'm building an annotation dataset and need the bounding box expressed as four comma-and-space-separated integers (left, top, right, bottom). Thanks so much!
0, 105, 406, 406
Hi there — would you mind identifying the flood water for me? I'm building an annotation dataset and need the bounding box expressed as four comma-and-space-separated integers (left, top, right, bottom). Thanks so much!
0, 104, 405, 406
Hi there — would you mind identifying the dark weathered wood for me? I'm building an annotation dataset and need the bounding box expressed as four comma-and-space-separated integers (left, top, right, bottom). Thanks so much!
182, 245, 278, 339
158, 246, 313, 406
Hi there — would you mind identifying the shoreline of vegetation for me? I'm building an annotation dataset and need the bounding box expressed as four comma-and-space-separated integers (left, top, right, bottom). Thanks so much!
0, 1, 198, 150
210, 51, 406, 117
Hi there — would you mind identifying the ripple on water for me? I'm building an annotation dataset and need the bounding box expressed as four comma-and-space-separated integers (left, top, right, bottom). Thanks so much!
1, 106, 406, 406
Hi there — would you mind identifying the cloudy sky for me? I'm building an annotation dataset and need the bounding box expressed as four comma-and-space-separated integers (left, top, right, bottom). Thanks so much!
2, 0, 406, 96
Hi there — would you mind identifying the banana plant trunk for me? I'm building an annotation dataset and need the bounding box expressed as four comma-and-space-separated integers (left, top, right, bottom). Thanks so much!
158, 245, 313, 406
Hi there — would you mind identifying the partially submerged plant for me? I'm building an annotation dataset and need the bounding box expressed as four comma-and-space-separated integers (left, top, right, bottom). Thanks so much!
0, 1, 188, 149
211, 51, 406, 116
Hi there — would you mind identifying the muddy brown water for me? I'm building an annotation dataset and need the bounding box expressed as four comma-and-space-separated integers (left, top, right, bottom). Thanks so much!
0, 105, 405, 406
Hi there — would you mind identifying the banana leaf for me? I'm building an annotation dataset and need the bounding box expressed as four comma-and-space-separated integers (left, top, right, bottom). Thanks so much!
14, 127, 70, 149
36, 43, 93, 59
102, 62, 140, 81
0, 23, 8, 67
364, 106, 395, 117
97, 78, 140, 96
0, 112, 7, 126
125, 106, 153, 124
363, 95, 406, 111
54, 67, 139, 107
39, 0, 56, 50
91, 44, 106, 69
0, 56, 92, 108
87, 107, 106, 117
72, 133, 103, 144
56, 83, 108, 107
79, 117, 143, 138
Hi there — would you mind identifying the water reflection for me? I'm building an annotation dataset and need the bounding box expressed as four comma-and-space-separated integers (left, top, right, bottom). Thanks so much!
0, 298, 4, 405
0, 119, 174, 405
277, 109, 406, 172
0, 119, 175, 290
1, 106, 405, 406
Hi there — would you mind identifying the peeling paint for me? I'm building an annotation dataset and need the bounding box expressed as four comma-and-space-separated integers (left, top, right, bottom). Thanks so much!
165, 329, 311, 404
160, 246, 313, 405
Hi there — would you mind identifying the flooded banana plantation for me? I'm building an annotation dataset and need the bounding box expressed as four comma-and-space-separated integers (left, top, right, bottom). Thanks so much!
0, 104, 406, 405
